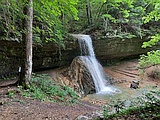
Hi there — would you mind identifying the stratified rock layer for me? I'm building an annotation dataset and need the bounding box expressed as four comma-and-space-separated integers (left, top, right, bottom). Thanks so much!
92, 36, 157, 61
0, 35, 159, 79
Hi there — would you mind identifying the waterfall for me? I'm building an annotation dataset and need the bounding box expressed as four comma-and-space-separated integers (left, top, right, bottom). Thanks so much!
72, 34, 120, 94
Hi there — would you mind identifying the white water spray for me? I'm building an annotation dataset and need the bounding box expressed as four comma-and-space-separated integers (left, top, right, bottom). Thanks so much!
73, 34, 120, 94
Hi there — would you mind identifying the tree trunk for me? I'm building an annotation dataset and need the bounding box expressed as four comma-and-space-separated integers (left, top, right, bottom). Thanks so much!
25, 0, 33, 87
17, 0, 33, 87
86, 0, 92, 25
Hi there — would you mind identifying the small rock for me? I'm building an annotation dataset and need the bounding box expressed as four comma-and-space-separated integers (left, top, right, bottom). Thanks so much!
0, 100, 7, 105
75, 111, 104, 120
130, 80, 139, 89
132, 80, 139, 84
75, 115, 89, 120
0, 101, 4, 105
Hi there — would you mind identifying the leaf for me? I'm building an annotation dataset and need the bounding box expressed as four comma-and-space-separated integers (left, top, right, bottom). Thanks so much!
142, 34, 160, 48
139, 50, 160, 67
123, 10, 130, 18
102, 14, 117, 23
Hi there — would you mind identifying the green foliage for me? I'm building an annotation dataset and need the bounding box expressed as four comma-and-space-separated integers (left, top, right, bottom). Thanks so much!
102, 14, 116, 23
7, 90, 16, 98
142, 0, 160, 23
1, 0, 159, 40
33, 0, 79, 45
142, 34, 160, 48
0, 0, 24, 40
0, 0, 78, 46
74, 0, 146, 37
72, 0, 160, 39
141, 0, 160, 48
139, 50, 160, 67
20, 74, 79, 103
139, 0, 160, 67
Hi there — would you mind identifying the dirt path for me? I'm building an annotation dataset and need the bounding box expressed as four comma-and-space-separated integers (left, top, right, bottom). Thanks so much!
0, 88, 101, 120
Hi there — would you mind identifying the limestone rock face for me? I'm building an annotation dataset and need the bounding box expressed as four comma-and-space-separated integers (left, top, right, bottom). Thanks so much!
1, 35, 160, 79
92, 36, 158, 61
0, 39, 79, 79
57, 56, 96, 97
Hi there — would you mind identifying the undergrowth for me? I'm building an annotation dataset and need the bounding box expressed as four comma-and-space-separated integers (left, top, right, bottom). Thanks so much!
18, 73, 79, 104
103, 89, 160, 120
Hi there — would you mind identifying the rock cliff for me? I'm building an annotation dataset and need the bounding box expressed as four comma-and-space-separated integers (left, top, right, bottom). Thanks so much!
0, 35, 159, 79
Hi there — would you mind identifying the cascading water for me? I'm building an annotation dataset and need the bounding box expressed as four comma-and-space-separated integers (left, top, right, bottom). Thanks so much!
72, 34, 120, 94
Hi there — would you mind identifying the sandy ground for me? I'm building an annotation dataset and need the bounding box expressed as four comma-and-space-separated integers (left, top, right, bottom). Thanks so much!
104, 59, 160, 88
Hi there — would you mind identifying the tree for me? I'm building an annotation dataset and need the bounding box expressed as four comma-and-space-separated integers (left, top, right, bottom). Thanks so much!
0, 0, 79, 87
32, 0, 79, 45
139, 0, 160, 67
18, 0, 78, 87
24, 0, 33, 87
16, 0, 33, 87
86, 0, 92, 25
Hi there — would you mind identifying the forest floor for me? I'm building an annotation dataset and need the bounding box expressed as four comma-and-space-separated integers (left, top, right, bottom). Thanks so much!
0, 59, 160, 120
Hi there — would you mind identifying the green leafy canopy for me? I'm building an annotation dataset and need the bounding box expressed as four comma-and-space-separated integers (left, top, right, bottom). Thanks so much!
139, 0, 160, 67
0, 0, 79, 45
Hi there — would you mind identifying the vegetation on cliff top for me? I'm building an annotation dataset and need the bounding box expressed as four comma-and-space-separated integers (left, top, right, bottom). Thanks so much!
0, 0, 159, 42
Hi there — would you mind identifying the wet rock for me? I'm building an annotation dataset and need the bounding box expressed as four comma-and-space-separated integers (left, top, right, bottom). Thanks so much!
130, 80, 139, 89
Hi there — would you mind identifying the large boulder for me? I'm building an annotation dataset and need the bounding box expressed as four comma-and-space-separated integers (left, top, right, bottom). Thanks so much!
57, 56, 96, 97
